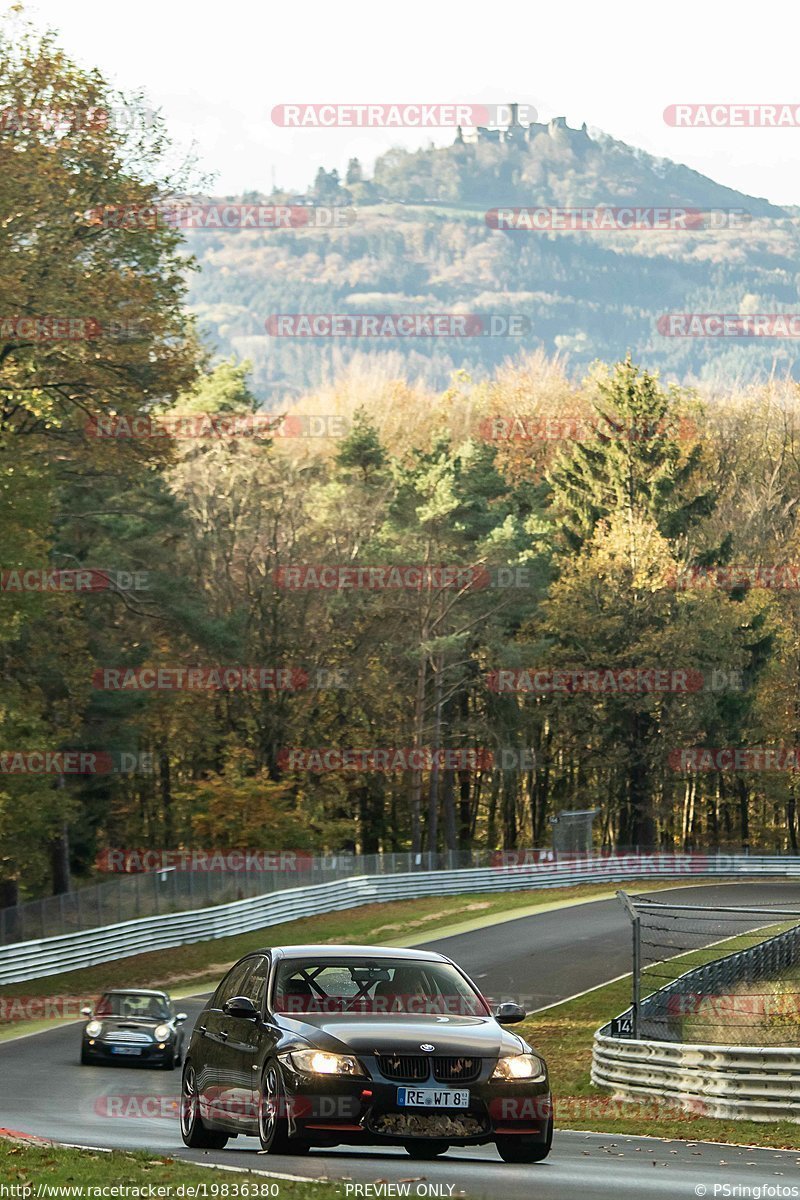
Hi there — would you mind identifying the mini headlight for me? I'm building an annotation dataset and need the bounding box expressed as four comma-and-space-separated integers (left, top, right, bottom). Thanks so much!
85, 1020, 103, 1037
491, 1053, 547, 1082
154, 1024, 171, 1042
285, 1048, 367, 1077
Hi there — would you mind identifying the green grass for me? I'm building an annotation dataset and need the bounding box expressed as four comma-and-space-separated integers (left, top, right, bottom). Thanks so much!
0, 1138, 333, 1194
522, 978, 800, 1148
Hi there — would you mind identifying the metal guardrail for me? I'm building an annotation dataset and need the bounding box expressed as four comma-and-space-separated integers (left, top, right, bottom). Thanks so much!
593, 895, 800, 1121
592, 1031, 800, 1121
0, 852, 475, 946
2, 853, 799, 986
3, 848, 799, 947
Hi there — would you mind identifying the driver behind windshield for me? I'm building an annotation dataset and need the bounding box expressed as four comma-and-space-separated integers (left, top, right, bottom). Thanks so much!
273, 959, 486, 1017
93, 993, 170, 1020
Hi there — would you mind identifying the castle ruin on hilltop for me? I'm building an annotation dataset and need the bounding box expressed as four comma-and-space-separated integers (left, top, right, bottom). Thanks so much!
456, 104, 590, 148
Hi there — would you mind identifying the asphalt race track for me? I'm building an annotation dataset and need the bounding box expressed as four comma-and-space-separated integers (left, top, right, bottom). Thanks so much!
426, 879, 800, 1008
2, 881, 799, 1199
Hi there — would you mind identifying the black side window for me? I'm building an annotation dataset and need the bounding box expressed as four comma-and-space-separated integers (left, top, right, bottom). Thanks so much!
241, 956, 270, 1012
213, 960, 252, 1008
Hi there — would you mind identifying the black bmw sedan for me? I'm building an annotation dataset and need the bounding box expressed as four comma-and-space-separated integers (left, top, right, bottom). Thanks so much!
180, 944, 552, 1162
80, 989, 188, 1068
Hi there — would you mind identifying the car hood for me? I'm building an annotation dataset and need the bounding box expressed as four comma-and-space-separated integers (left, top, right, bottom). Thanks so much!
280, 1013, 524, 1057
89, 1018, 162, 1032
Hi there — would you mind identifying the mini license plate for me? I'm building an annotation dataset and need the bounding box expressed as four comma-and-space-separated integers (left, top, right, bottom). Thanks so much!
397, 1087, 469, 1108
110, 1046, 142, 1055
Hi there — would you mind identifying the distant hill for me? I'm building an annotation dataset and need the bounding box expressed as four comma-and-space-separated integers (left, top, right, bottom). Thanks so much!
183, 116, 799, 399
370, 115, 785, 214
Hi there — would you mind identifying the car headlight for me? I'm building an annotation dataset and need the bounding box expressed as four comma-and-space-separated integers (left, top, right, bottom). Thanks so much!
85, 1020, 103, 1037
491, 1053, 547, 1082
154, 1024, 172, 1042
284, 1049, 367, 1077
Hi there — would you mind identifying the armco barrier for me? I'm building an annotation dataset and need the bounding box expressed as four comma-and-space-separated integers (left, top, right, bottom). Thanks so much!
593, 895, 800, 1122
1, 853, 799, 986
592, 1030, 800, 1122
7, 848, 800, 947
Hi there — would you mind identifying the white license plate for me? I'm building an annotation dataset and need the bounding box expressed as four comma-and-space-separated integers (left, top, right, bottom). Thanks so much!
397, 1087, 469, 1108
111, 1046, 142, 1055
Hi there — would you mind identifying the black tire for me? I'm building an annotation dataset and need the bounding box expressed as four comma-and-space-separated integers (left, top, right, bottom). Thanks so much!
160, 1055, 176, 1070
257, 1061, 309, 1154
180, 1063, 228, 1149
80, 1046, 93, 1066
403, 1140, 449, 1159
495, 1118, 552, 1164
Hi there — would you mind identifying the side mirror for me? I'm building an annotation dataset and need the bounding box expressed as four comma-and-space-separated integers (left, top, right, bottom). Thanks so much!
176, 1013, 188, 1023
494, 1002, 526, 1024
81, 1006, 92, 1017
224, 996, 259, 1020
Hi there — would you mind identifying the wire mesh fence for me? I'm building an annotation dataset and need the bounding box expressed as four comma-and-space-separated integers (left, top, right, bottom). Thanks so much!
2, 847, 799, 949
0, 850, 480, 946
617, 891, 800, 1046
550, 808, 600, 854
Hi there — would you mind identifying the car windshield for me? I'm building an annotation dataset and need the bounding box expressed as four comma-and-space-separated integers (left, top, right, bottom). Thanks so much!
94, 993, 170, 1020
272, 957, 489, 1017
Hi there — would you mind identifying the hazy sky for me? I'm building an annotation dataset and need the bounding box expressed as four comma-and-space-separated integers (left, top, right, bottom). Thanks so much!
16, 0, 800, 204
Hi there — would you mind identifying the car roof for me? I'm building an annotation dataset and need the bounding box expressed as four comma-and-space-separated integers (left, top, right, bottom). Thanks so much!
265, 945, 451, 963
101, 989, 170, 997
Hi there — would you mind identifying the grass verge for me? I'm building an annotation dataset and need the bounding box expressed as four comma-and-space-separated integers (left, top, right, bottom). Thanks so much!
0, 1137, 333, 1195
522, 977, 800, 1149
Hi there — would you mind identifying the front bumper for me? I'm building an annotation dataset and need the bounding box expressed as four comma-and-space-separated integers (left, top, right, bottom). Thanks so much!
280, 1065, 551, 1145
82, 1038, 173, 1065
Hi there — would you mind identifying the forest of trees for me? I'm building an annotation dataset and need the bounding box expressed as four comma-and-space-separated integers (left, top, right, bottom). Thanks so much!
2, 16, 800, 907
